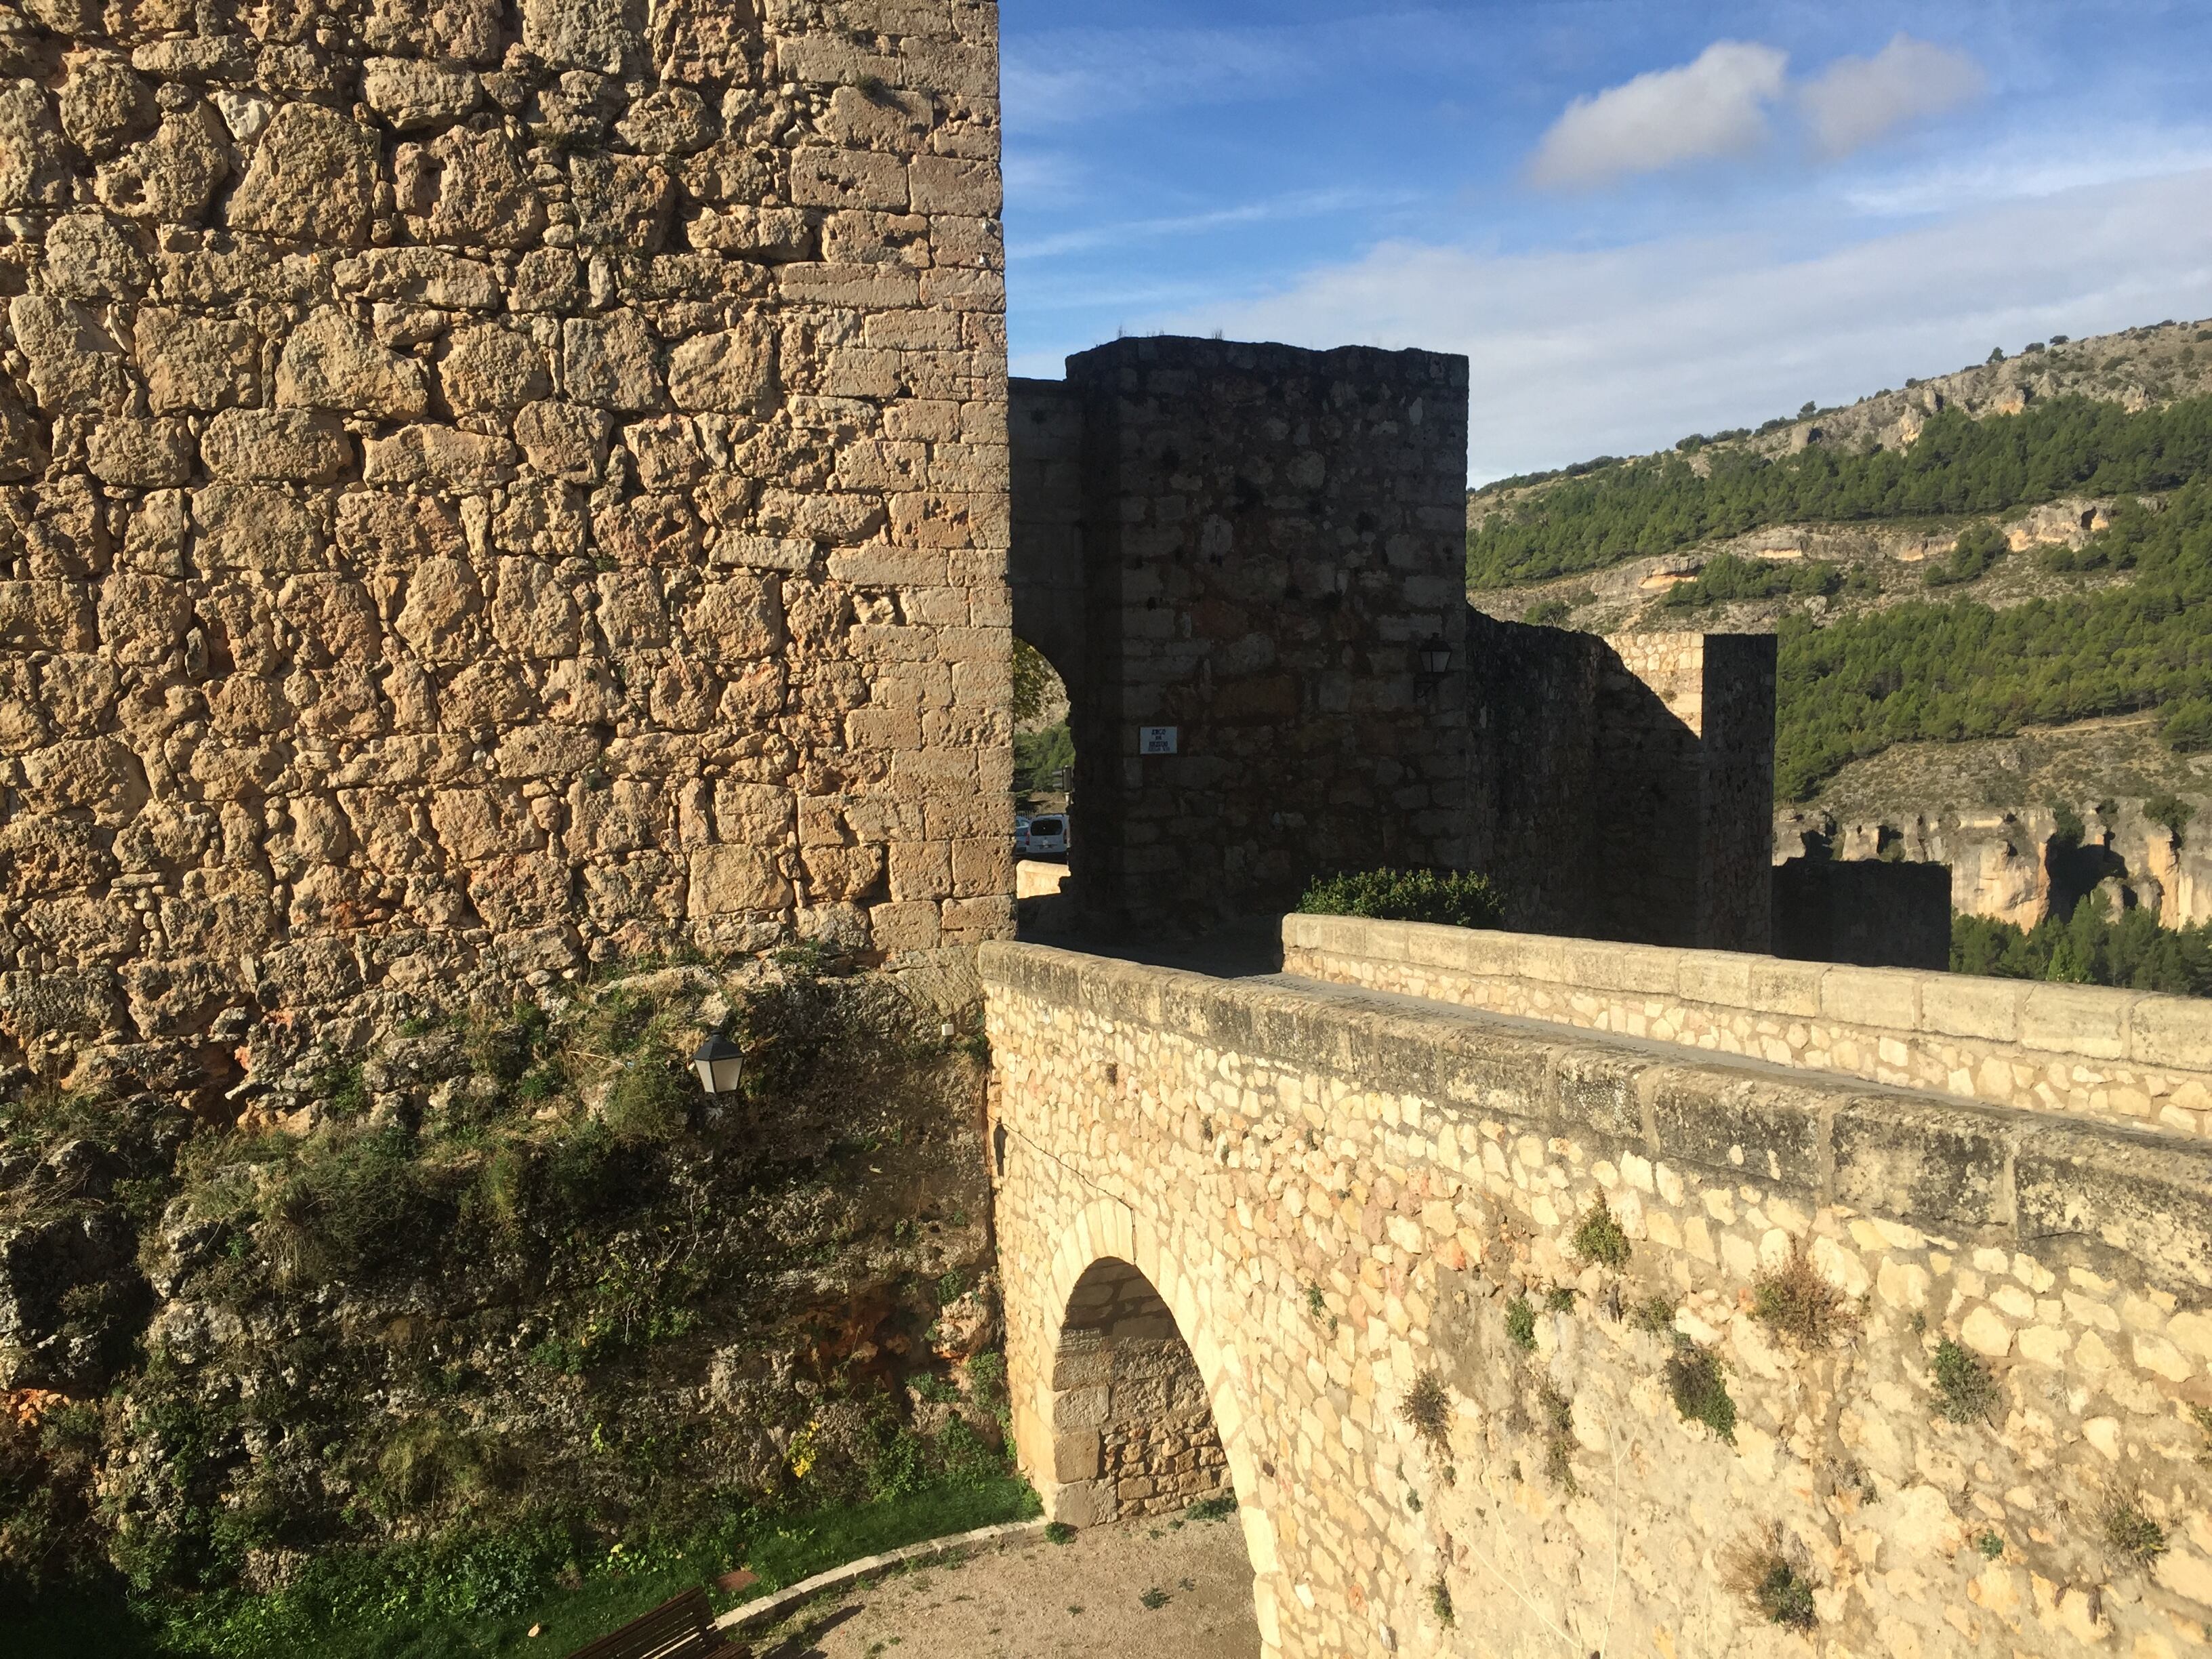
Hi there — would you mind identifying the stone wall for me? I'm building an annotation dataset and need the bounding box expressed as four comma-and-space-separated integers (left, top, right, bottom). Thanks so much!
1057, 1254, 1232, 1524
1774, 856, 1953, 971
0, 0, 1010, 1106
1012, 338, 1471, 937
1467, 615, 1776, 954
984, 939, 2212, 1659
1284, 912, 2212, 1139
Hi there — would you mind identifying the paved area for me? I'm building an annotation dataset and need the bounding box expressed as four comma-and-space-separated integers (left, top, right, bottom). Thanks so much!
744, 1513, 1261, 1659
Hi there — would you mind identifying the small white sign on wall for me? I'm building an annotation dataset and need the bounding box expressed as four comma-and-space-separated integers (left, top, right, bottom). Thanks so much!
1139, 726, 1179, 756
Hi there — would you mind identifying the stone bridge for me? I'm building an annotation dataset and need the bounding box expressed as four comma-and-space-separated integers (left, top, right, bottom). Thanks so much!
981, 920, 2212, 1659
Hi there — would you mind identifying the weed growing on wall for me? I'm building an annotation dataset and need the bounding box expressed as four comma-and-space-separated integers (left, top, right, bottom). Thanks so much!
1723, 1535, 1820, 1633
1750, 1248, 1858, 1348
1185, 1494, 1237, 1523
2102, 1498, 2169, 1564
1631, 1295, 1677, 1337
1663, 1346, 1737, 1443
1427, 1574, 1455, 1626
1978, 1531, 2005, 1560
1544, 1286, 1576, 1313
1570, 1200, 1631, 1269
1401, 1372, 1452, 1452
1537, 1382, 1578, 1496
1931, 1338, 1999, 1424
1504, 1296, 1538, 1351
2192, 1403, 2212, 1463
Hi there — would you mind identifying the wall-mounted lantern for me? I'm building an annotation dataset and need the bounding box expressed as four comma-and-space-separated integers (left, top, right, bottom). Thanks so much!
1416, 636, 1452, 699
691, 1034, 745, 1098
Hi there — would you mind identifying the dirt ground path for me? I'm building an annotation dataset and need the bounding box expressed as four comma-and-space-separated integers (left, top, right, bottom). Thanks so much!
744, 1512, 1261, 1659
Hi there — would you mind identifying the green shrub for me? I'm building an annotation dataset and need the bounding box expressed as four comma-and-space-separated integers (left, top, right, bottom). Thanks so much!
1570, 1199, 1631, 1269
1427, 1573, 1454, 1626
2146, 791, 2196, 844
1926, 520, 2009, 588
1663, 1345, 1736, 1442
1185, 1494, 1237, 1522
2103, 1498, 2168, 1563
1931, 1338, 1999, 1424
1504, 1296, 1537, 1351
1297, 868, 1502, 930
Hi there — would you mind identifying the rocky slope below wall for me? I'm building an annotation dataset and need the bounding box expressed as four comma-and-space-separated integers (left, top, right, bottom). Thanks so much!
0, 957, 1006, 1612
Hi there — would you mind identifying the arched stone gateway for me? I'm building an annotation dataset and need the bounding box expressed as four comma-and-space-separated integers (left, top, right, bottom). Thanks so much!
985, 937, 2212, 1659
1051, 1256, 1233, 1523
1002, 1195, 1287, 1653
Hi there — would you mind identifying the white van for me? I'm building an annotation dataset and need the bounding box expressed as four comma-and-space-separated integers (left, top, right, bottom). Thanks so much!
1017, 814, 1069, 861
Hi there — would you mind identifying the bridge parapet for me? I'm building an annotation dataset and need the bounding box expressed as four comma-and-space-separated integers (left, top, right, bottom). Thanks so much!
983, 940, 2212, 1659
1287, 912, 2212, 1139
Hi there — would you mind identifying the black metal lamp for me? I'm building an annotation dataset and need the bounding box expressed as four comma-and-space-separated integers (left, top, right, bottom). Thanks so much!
1416, 636, 1452, 699
691, 1034, 745, 1097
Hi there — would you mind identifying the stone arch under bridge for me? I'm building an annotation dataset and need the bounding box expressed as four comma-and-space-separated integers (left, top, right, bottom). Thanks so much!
983, 937, 2212, 1659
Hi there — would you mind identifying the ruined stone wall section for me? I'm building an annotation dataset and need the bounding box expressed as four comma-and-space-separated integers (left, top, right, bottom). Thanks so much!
1285, 912, 2212, 1139
1468, 619, 1774, 954
0, 0, 1010, 1100
985, 941, 2212, 1659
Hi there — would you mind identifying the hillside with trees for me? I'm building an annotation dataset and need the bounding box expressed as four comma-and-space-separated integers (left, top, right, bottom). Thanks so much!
1469, 316, 2212, 936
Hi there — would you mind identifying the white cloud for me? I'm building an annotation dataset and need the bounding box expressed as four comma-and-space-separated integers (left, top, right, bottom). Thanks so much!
1801, 34, 1986, 159
1528, 41, 1789, 190
1145, 169, 2212, 481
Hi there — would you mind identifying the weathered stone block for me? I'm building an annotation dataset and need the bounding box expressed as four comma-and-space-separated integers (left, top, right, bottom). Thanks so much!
86, 418, 192, 488
226, 102, 378, 245
199, 409, 350, 483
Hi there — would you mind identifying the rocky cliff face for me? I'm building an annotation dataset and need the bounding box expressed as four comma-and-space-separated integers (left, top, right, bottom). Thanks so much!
1773, 718, 2212, 928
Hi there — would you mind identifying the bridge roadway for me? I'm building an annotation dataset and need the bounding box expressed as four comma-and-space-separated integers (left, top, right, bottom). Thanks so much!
980, 936, 2212, 1659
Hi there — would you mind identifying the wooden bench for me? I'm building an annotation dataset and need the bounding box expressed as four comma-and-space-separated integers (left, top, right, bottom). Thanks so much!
565, 1586, 736, 1659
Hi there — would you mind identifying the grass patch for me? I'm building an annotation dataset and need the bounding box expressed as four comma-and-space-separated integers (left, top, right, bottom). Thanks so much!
1400, 1371, 1451, 1451
1931, 1338, 1999, 1425
1663, 1345, 1736, 1443
2103, 1498, 2168, 1565
1537, 1381, 1577, 1496
1570, 1199, 1631, 1269
1723, 1535, 1819, 1633
11, 1479, 1040, 1659
1504, 1296, 1537, 1351
1185, 1494, 1237, 1523
1750, 1246, 1857, 1348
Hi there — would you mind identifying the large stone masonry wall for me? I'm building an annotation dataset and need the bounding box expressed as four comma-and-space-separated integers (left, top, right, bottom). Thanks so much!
1285, 912, 2212, 1139
0, 0, 1010, 1104
1035, 337, 1471, 937
984, 940, 2212, 1659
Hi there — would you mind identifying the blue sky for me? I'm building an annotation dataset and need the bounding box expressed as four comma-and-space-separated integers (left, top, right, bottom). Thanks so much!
1000, 1, 2212, 482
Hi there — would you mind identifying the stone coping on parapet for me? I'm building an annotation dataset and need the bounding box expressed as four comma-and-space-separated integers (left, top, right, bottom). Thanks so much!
1281, 913, 2212, 1141
978, 941, 2212, 1299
